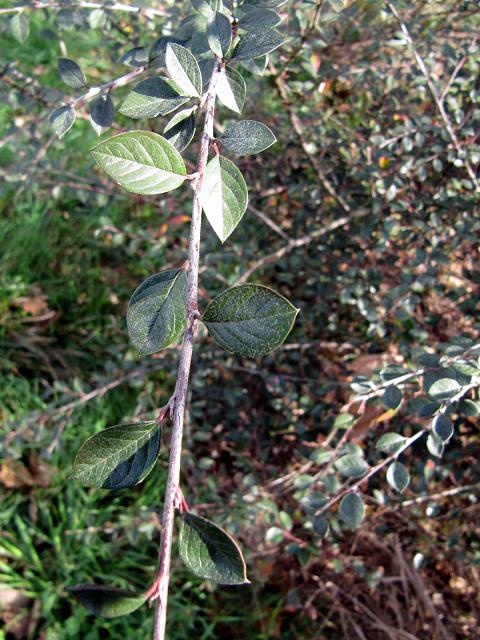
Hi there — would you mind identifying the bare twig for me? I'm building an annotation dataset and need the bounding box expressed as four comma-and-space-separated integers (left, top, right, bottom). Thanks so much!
149, 60, 223, 640
0, 1, 167, 17
385, 1, 479, 191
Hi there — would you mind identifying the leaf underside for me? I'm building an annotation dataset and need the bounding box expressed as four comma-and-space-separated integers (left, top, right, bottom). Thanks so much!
119, 76, 190, 119
70, 585, 147, 617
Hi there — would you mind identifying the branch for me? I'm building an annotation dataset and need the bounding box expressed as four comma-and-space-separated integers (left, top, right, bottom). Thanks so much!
0, 1, 167, 16
385, 1, 479, 192
71, 64, 147, 109
149, 60, 223, 640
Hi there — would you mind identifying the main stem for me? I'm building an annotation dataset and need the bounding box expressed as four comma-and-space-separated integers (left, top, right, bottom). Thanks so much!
152, 60, 222, 640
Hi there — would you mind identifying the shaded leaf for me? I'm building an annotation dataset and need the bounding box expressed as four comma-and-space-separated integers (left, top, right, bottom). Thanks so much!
179, 513, 250, 585
244, 0, 288, 6
428, 377, 461, 400
386, 461, 410, 493
127, 268, 187, 355
217, 67, 246, 113
238, 8, 282, 30
383, 385, 402, 409
57, 57, 87, 89
240, 54, 268, 76
426, 433, 444, 458
164, 107, 196, 152
202, 284, 298, 357
339, 493, 365, 530
119, 76, 189, 119
334, 454, 369, 478
118, 46, 149, 67
207, 12, 232, 58
10, 13, 30, 43
220, 120, 276, 155
166, 43, 202, 98
73, 421, 160, 489
232, 28, 285, 61
375, 432, 406, 453
90, 95, 115, 133
191, 0, 223, 17
432, 414, 454, 443
70, 585, 146, 617
50, 105, 75, 138
91, 131, 186, 195
313, 515, 329, 537
201, 155, 248, 241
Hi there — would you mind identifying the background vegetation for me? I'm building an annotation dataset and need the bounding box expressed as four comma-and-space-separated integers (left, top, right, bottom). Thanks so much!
1, 0, 479, 638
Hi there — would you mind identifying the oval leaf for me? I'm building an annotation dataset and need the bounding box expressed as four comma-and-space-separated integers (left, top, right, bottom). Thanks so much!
313, 515, 329, 537
428, 377, 461, 400
50, 105, 75, 138
432, 414, 454, 443
202, 284, 298, 357
70, 585, 146, 617
202, 155, 248, 242
127, 268, 187, 355
334, 454, 369, 478
207, 12, 232, 58
375, 432, 406, 453
217, 67, 246, 113
166, 43, 202, 98
90, 94, 115, 133
179, 513, 249, 585
339, 493, 365, 530
232, 28, 285, 61
220, 120, 276, 155
91, 131, 186, 195
57, 57, 87, 89
73, 421, 160, 489
10, 12, 30, 43
164, 107, 197, 152
386, 461, 410, 493
119, 77, 189, 119
238, 8, 282, 30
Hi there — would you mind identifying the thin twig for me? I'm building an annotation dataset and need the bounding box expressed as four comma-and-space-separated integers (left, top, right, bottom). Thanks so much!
0, 1, 167, 16
149, 60, 222, 640
385, 1, 479, 191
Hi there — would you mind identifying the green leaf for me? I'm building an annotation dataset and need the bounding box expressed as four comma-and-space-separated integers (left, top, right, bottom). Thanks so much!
73, 421, 160, 489
339, 493, 365, 530
119, 77, 190, 119
428, 378, 461, 400
386, 461, 410, 493
165, 43, 202, 98
202, 284, 298, 357
238, 8, 282, 30
57, 57, 87, 89
219, 120, 276, 155
50, 106, 75, 138
300, 491, 328, 512
232, 28, 285, 61
127, 268, 187, 355
201, 155, 248, 241
313, 515, 329, 537
10, 12, 30, 43
191, 0, 223, 17
164, 107, 196, 152
207, 12, 232, 58
375, 432, 407, 453
90, 95, 114, 133
179, 513, 249, 585
91, 131, 186, 195
119, 46, 149, 68
383, 385, 402, 409
432, 414, 454, 443
240, 54, 268, 76
88, 8, 107, 29
334, 454, 369, 478
426, 433, 444, 458
217, 67, 246, 113
243, 0, 288, 6
265, 526, 284, 544
70, 585, 146, 617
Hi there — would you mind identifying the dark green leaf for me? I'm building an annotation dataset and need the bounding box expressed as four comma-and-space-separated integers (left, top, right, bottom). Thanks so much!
220, 120, 276, 155
313, 515, 329, 537
339, 493, 365, 530
91, 131, 186, 195
57, 57, 87, 89
243, 0, 288, 6
334, 454, 369, 478
90, 95, 114, 133
179, 513, 250, 585
166, 43, 202, 98
386, 461, 410, 493
217, 67, 246, 113
375, 432, 406, 453
119, 77, 189, 119
232, 28, 285, 61
202, 284, 298, 357
191, 0, 223, 17
300, 491, 328, 512
10, 13, 30, 43
50, 106, 75, 138
164, 107, 196, 152
73, 422, 160, 489
202, 155, 248, 241
240, 55, 268, 76
428, 378, 461, 400
432, 414, 454, 443
426, 433, 444, 458
70, 585, 146, 617
383, 385, 402, 409
207, 12, 232, 58
127, 268, 187, 355
118, 46, 149, 67
238, 8, 282, 30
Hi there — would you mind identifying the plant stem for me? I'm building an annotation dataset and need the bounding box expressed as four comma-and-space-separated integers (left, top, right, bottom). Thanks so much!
0, 1, 167, 16
151, 60, 222, 640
